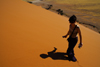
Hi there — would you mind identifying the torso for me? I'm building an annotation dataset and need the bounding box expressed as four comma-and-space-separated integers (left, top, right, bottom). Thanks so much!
69, 25, 79, 38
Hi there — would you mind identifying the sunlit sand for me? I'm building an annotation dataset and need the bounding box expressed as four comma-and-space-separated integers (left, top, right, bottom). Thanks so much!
0, 0, 100, 67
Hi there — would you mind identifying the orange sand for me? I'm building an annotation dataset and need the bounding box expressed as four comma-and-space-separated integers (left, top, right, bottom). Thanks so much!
0, 0, 100, 67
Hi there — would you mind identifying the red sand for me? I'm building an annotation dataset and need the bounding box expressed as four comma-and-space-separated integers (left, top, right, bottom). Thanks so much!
0, 0, 100, 67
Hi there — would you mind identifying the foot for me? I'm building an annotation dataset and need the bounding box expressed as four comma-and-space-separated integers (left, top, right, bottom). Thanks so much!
68, 55, 77, 62
72, 56, 77, 62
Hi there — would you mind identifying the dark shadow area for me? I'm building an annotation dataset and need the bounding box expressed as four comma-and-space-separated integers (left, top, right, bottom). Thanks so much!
40, 47, 73, 61
40, 52, 69, 60
27, 1, 32, 4
56, 9, 64, 15
46, 5, 53, 10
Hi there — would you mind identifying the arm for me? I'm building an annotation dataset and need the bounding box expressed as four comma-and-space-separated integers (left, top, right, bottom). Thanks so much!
63, 30, 70, 38
78, 27, 83, 46
62, 25, 70, 38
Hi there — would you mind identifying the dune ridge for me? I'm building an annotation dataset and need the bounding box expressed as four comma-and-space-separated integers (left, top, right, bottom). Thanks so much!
0, 0, 100, 67
28, 0, 100, 33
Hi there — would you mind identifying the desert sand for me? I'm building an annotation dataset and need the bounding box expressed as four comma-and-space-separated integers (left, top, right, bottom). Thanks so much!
0, 0, 100, 67
30, 0, 100, 33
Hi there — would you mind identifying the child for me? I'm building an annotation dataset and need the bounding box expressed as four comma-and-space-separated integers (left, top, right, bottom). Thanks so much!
62, 15, 83, 61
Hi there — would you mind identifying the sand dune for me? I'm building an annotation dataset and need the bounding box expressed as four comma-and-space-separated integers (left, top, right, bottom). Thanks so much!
0, 0, 100, 67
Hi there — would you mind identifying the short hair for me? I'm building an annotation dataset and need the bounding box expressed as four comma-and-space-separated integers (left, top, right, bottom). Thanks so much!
69, 15, 77, 23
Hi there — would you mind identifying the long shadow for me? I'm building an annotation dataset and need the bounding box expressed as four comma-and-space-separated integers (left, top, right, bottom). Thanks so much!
40, 47, 70, 61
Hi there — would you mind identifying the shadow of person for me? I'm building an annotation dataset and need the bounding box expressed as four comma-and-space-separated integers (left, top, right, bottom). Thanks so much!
40, 47, 69, 60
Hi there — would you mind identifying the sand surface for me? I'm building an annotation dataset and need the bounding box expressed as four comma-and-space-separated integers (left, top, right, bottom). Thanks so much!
0, 0, 100, 67
30, 0, 100, 33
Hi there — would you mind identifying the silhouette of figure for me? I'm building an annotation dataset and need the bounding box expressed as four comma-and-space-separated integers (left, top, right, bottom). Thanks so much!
62, 15, 83, 62
40, 47, 69, 60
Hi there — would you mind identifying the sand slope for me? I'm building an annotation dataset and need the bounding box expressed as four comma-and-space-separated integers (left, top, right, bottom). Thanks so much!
0, 0, 100, 67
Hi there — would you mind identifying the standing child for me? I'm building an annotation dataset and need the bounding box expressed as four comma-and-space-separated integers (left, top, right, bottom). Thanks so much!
62, 15, 83, 62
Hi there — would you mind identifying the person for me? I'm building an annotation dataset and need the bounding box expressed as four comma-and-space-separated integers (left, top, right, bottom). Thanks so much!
62, 15, 83, 62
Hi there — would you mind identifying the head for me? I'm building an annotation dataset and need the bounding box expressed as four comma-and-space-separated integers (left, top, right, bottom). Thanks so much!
69, 15, 77, 24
